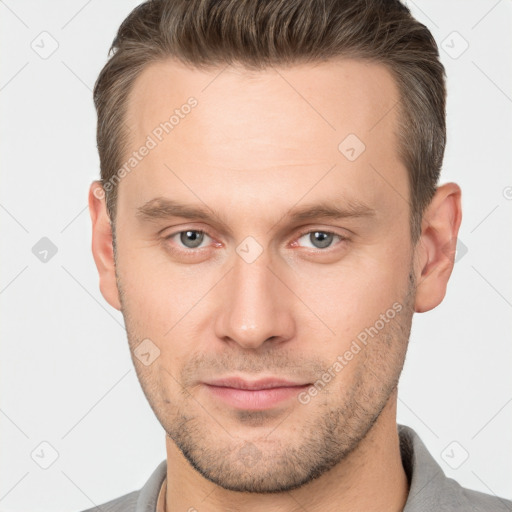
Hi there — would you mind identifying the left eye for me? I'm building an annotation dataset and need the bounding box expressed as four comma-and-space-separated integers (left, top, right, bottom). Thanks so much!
167, 230, 212, 249
296, 230, 343, 249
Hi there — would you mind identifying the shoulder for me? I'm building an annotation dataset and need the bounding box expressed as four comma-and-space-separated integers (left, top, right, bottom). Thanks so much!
75, 460, 167, 512
424, 472, 512, 511
78, 490, 139, 512
398, 424, 512, 512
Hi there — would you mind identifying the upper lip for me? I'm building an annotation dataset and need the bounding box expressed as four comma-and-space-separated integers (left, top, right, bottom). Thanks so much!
203, 377, 310, 390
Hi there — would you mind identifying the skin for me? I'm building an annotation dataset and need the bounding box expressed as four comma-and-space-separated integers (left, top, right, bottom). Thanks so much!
89, 57, 462, 512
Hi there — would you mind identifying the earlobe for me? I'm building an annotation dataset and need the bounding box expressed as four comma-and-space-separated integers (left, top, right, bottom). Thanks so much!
88, 181, 122, 311
413, 182, 462, 313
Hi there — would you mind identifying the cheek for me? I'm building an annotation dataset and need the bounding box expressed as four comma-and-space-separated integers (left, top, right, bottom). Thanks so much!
116, 241, 201, 327
116, 244, 225, 379
288, 246, 410, 344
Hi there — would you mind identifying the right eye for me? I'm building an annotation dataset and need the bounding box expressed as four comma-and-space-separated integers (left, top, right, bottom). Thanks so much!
165, 230, 213, 250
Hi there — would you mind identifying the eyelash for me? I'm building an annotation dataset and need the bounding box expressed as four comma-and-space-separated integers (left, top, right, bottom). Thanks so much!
294, 228, 347, 245
163, 228, 348, 253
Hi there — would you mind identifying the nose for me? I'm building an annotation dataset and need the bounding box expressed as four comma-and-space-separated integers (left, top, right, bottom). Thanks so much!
214, 249, 296, 350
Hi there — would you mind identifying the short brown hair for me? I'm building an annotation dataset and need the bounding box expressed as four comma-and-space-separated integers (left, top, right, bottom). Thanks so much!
94, 0, 446, 242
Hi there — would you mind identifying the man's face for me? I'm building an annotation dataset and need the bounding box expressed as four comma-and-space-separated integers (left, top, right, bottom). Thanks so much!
108, 58, 417, 492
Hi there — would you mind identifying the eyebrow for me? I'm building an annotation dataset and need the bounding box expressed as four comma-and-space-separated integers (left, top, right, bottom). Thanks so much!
136, 196, 376, 229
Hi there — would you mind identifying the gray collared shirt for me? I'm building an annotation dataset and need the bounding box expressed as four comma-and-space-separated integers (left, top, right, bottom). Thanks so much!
80, 424, 512, 511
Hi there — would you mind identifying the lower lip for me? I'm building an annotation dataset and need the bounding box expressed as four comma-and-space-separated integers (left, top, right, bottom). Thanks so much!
204, 384, 311, 410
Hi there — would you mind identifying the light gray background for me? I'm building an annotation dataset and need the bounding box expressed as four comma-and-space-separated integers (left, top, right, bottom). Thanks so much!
1, 1, 511, 511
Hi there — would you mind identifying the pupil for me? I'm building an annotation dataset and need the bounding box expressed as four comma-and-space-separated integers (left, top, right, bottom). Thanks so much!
181, 230, 204, 248
311, 231, 332, 249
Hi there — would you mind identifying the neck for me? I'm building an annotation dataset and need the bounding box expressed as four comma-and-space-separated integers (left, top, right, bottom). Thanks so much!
164, 389, 408, 512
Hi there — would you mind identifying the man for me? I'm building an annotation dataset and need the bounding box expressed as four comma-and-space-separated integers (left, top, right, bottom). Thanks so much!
85, 0, 511, 511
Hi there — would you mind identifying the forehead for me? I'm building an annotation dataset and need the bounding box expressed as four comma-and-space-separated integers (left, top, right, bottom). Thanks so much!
120, 57, 406, 221
125, 57, 400, 154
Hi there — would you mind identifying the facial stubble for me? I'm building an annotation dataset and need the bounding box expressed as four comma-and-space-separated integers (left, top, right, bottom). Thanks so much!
116, 240, 416, 493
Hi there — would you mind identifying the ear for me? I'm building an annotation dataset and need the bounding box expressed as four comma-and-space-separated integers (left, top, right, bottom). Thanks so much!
413, 182, 462, 313
88, 181, 122, 311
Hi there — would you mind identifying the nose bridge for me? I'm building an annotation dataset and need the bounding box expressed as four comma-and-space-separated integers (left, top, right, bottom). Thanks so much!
215, 247, 294, 349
